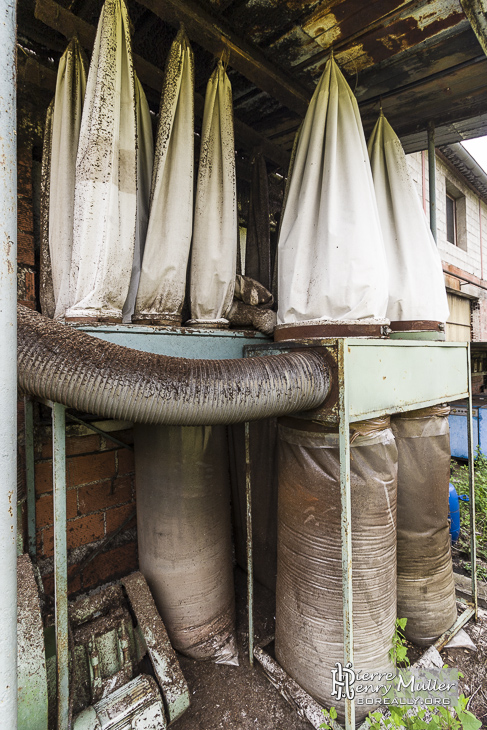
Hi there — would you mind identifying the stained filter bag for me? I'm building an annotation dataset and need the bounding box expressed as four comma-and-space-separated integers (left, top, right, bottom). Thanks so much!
368, 112, 449, 324
67, 0, 137, 321
134, 424, 238, 665
391, 407, 456, 645
40, 100, 55, 320
122, 74, 154, 323
133, 29, 194, 325
189, 61, 237, 326
275, 417, 397, 722
49, 38, 87, 319
277, 56, 388, 326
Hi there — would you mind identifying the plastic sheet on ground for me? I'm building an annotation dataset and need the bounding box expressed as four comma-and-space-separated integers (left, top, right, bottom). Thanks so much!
276, 56, 388, 326
189, 60, 237, 325
392, 407, 457, 645
275, 417, 397, 723
49, 38, 87, 319
40, 100, 55, 319
134, 424, 238, 666
368, 112, 449, 323
133, 29, 194, 325
66, 0, 137, 321
122, 74, 154, 323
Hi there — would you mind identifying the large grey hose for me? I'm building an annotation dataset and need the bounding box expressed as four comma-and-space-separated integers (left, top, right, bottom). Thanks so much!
17, 305, 330, 425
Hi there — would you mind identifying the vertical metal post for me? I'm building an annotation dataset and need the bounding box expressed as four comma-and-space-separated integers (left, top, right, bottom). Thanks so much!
24, 397, 37, 558
0, 0, 18, 720
338, 340, 355, 730
428, 122, 437, 243
245, 421, 254, 665
466, 345, 478, 618
52, 403, 69, 729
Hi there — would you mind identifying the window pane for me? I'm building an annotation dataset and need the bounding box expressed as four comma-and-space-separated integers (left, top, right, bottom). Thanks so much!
446, 195, 455, 244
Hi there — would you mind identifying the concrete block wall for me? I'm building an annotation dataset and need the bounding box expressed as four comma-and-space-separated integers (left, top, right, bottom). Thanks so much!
16, 85, 138, 598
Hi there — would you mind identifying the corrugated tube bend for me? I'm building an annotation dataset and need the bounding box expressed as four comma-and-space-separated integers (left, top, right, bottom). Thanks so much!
17, 304, 330, 425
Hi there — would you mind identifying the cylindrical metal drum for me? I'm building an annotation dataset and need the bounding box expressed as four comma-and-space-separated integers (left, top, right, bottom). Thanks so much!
275, 416, 397, 722
392, 406, 456, 645
134, 424, 238, 665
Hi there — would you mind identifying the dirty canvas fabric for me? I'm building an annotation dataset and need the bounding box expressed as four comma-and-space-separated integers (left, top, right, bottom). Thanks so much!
189, 61, 237, 325
134, 424, 239, 666
66, 0, 137, 321
368, 112, 449, 323
277, 56, 388, 325
392, 407, 457, 645
275, 417, 397, 722
133, 29, 194, 325
122, 74, 154, 323
49, 38, 87, 319
40, 100, 55, 320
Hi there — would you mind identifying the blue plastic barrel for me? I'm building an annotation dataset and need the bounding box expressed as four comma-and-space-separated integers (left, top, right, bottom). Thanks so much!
448, 483, 461, 543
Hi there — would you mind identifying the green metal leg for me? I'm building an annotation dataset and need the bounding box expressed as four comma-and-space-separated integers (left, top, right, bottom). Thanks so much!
24, 396, 36, 558
466, 345, 478, 619
338, 341, 355, 730
51, 402, 69, 730
245, 421, 254, 666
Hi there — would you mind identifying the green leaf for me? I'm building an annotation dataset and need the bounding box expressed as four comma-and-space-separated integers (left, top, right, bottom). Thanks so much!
456, 711, 482, 730
329, 707, 338, 720
397, 618, 408, 630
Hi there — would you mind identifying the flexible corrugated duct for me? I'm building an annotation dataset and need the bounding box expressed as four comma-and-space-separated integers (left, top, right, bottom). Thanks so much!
276, 56, 388, 327
49, 38, 87, 320
275, 417, 397, 723
122, 75, 154, 323
134, 424, 238, 664
66, 0, 137, 322
133, 29, 194, 326
189, 60, 237, 326
391, 407, 457, 645
17, 305, 330, 425
368, 112, 449, 324
40, 100, 55, 320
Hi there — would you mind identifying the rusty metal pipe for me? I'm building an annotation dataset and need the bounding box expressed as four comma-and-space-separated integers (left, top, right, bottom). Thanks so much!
17, 305, 330, 426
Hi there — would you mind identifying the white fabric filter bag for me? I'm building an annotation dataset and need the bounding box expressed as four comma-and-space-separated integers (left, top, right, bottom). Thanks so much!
133, 29, 194, 325
368, 112, 449, 323
49, 38, 86, 319
189, 61, 237, 325
122, 74, 154, 323
277, 56, 388, 325
66, 0, 137, 321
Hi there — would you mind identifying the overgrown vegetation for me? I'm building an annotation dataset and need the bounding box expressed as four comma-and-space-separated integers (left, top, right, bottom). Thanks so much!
450, 450, 487, 570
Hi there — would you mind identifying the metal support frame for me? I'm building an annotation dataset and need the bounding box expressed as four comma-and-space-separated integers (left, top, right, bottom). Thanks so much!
51, 402, 69, 730
0, 0, 18, 721
25, 397, 37, 558
245, 422, 254, 666
466, 344, 478, 618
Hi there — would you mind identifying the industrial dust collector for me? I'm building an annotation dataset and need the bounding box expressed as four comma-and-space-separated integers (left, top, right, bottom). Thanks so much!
273, 55, 396, 723
369, 113, 455, 643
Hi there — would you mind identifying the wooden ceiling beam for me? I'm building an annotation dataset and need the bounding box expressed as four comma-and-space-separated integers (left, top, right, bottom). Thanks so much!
33, 0, 291, 170
135, 0, 310, 116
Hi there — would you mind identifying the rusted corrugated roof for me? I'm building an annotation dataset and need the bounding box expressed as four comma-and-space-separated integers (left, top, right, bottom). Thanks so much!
17, 0, 487, 160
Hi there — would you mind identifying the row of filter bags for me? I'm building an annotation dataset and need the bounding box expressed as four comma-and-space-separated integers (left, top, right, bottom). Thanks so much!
41, 0, 239, 327
132, 408, 456, 725
41, 0, 449, 331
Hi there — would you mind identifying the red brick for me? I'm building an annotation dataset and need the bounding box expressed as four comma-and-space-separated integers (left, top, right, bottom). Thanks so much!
41, 433, 101, 459
117, 449, 134, 475
78, 475, 132, 514
38, 526, 51, 557
36, 489, 78, 528
17, 299, 36, 309
109, 429, 134, 446
17, 231, 35, 266
82, 542, 138, 589
17, 196, 33, 233
35, 460, 53, 494
25, 270, 35, 301
67, 451, 116, 488
42, 572, 53, 595
105, 503, 136, 534
43, 513, 105, 557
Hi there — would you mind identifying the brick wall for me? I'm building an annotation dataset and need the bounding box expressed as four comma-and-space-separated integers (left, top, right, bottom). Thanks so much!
17, 86, 139, 597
